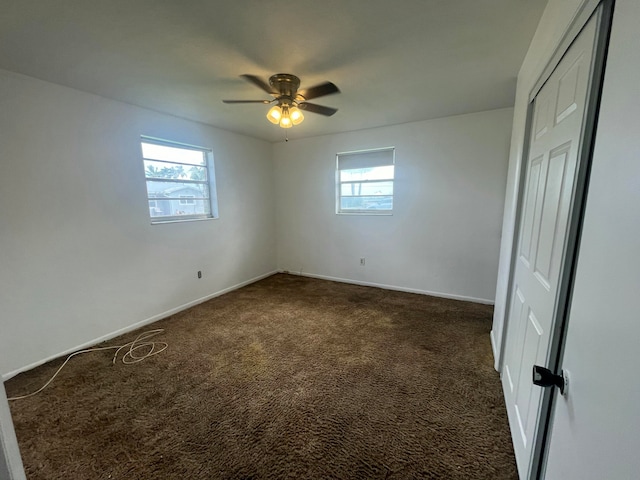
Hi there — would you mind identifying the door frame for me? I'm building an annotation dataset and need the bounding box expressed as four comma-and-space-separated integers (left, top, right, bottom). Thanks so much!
0, 382, 25, 480
497, 1, 615, 478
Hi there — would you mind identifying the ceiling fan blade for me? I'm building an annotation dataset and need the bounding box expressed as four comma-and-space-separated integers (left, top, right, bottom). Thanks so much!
298, 102, 338, 116
240, 74, 278, 95
298, 81, 340, 101
223, 99, 271, 104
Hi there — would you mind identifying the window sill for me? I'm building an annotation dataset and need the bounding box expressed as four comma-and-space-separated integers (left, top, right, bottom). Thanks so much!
151, 216, 217, 225
336, 211, 393, 216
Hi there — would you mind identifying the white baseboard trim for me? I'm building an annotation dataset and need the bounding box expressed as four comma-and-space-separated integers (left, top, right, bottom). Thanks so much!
2, 270, 278, 381
280, 270, 495, 305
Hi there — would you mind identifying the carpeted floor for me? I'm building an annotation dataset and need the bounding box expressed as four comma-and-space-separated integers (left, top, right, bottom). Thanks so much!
6, 274, 516, 479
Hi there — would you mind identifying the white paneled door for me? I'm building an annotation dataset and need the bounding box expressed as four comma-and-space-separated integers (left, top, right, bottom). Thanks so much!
501, 14, 598, 479
543, 0, 640, 477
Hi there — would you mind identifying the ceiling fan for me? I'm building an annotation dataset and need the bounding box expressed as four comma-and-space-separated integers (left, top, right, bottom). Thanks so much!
223, 73, 340, 128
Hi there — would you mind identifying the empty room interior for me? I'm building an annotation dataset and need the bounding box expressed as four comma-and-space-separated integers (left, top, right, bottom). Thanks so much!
1, 1, 639, 479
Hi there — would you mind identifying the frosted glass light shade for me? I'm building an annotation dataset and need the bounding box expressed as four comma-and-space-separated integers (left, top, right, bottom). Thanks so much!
266, 105, 282, 124
279, 116, 292, 128
289, 107, 304, 125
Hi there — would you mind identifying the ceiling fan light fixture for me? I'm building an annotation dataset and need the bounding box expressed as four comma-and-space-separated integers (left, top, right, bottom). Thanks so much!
278, 106, 293, 129
266, 105, 282, 124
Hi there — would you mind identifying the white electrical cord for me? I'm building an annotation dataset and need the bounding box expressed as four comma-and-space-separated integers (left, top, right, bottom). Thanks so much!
7, 329, 168, 401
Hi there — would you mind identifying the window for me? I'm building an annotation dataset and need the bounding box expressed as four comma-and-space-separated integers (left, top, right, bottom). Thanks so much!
148, 199, 159, 216
140, 136, 218, 223
336, 147, 395, 214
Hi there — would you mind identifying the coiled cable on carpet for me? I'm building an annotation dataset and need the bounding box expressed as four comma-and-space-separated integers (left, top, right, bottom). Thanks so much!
7, 329, 167, 401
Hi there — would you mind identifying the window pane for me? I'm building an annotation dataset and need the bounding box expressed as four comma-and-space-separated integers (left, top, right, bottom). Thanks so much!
146, 180, 210, 199
141, 137, 217, 222
336, 148, 394, 215
149, 198, 211, 218
337, 149, 394, 170
141, 142, 206, 166
340, 196, 393, 211
340, 165, 394, 182
144, 160, 207, 180
341, 181, 393, 196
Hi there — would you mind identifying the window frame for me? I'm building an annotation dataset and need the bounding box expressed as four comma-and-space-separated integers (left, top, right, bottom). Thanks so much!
140, 135, 218, 224
336, 147, 395, 215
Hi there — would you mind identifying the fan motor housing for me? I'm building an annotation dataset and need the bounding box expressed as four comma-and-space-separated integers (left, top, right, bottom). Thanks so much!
269, 73, 300, 99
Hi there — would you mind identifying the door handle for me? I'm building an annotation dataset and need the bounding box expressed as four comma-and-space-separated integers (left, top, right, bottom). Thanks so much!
533, 365, 567, 395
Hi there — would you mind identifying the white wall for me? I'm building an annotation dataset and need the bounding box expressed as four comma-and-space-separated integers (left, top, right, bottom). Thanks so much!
491, 0, 589, 369
274, 108, 513, 303
0, 69, 276, 378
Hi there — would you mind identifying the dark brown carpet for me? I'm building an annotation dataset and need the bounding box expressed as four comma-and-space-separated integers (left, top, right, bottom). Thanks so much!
6, 274, 516, 479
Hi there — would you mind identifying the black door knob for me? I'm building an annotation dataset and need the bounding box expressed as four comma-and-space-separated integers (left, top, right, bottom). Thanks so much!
532, 365, 566, 394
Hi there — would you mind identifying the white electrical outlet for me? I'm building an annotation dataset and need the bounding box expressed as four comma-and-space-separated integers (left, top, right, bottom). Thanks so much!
360, 258, 366, 266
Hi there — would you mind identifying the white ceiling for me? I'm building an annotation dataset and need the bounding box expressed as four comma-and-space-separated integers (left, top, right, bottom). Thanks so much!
0, 0, 547, 143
